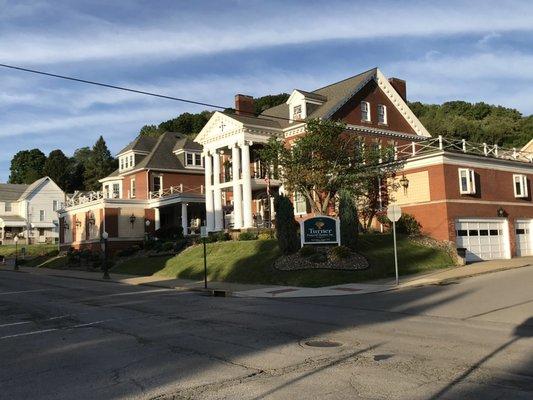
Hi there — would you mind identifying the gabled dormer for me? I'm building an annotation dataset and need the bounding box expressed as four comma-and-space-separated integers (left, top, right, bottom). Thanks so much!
286, 90, 327, 122
172, 134, 204, 169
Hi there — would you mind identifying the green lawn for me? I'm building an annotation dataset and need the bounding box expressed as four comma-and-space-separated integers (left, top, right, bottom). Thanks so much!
0, 243, 58, 257
112, 234, 454, 287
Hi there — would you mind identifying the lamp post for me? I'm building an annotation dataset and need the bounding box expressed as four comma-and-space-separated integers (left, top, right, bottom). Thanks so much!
101, 231, 110, 279
13, 235, 19, 271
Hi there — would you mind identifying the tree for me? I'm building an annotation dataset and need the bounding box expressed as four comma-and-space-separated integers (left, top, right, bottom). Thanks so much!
43, 149, 70, 190
254, 93, 290, 114
274, 194, 300, 255
139, 124, 160, 138
83, 136, 116, 191
339, 190, 358, 250
8, 149, 46, 184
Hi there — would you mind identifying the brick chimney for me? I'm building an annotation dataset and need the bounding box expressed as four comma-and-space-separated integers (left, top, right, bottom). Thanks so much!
234, 94, 255, 116
388, 78, 407, 101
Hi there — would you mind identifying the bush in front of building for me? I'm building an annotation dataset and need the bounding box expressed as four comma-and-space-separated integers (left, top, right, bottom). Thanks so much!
238, 231, 258, 241
274, 194, 300, 255
339, 190, 358, 250
299, 245, 316, 257
161, 242, 175, 252
396, 213, 422, 236
208, 231, 230, 243
329, 245, 352, 261
154, 225, 185, 241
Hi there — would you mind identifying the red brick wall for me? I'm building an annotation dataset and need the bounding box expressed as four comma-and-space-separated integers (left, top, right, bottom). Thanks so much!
122, 171, 150, 199
151, 171, 204, 193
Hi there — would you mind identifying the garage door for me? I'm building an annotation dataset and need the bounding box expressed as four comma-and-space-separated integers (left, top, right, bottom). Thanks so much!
515, 219, 533, 257
456, 219, 509, 262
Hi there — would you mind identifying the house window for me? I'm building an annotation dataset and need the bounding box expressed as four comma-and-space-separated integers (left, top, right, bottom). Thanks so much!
186, 153, 193, 166
112, 183, 120, 198
120, 158, 124, 171
458, 168, 476, 194
293, 105, 302, 120
185, 152, 203, 167
153, 175, 162, 193
53, 200, 58, 211
361, 101, 370, 122
195, 153, 202, 166
377, 104, 387, 124
513, 174, 528, 198
130, 178, 136, 198
39, 210, 45, 222
130, 154, 134, 168
293, 192, 307, 215
5, 202, 11, 212
104, 185, 110, 198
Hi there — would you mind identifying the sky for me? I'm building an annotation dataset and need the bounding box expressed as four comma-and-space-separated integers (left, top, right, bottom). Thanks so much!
1, 0, 533, 182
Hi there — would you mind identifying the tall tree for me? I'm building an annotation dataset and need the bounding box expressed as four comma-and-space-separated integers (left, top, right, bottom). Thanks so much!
8, 149, 46, 184
43, 149, 70, 190
83, 136, 116, 191
339, 190, 358, 250
274, 194, 300, 255
68, 147, 92, 192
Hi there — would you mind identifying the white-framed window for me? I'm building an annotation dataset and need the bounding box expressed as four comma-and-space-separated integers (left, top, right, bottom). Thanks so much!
5, 202, 11, 212
513, 174, 528, 198
377, 104, 387, 124
361, 101, 370, 122
53, 200, 58, 211
120, 158, 124, 170
458, 168, 476, 194
293, 192, 307, 215
130, 154, 134, 168
153, 175, 162, 193
104, 185, 110, 198
112, 183, 120, 198
185, 152, 203, 168
130, 178, 136, 198
39, 210, 45, 222
293, 105, 302, 120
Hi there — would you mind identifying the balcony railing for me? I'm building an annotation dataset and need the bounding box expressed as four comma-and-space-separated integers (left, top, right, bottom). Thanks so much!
62, 191, 105, 209
149, 184, 204, 199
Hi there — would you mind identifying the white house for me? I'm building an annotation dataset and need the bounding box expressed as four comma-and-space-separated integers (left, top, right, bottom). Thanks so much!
0, 176, 65, 244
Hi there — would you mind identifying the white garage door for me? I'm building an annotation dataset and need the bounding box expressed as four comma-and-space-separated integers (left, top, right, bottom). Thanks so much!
515, 219, 533, 257
456, 219, 509, 262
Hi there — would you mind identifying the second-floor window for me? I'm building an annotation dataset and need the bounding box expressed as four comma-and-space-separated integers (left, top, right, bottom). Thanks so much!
458, 168, 476, 194
185, 152, 203, 167
361, 101, 370, 122
293, 192, 307, 215
377, 104, 387, 124
293, 105, 302, 120
153, 175, 162, 193
130, 179, 136, 198
513, 174, 528, 198
39, 210, 45, 221
53, 200, 58, 211
112, 183, 120, 198
5, 202, 11, 212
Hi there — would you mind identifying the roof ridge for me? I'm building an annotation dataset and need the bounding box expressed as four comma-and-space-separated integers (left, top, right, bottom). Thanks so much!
312, 67, 377, 93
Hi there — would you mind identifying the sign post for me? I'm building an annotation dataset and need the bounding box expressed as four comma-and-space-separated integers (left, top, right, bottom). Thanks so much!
387, 205, 402, 286
200, 226, 208, 289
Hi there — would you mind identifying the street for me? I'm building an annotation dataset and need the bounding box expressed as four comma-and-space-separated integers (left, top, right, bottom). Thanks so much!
1, 266, 532, 400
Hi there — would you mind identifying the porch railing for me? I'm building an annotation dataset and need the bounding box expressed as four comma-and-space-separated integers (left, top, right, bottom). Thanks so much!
149, 184, 205, 199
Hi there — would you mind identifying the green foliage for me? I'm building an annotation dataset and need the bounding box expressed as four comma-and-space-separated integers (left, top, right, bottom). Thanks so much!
396, 213, 422, 236
254, 93, 290, 114
83, 136, 117, 191
339, 190, 358, 250
329, 245, 352, 261
161, 242, 175, 252
43, 149, 71, 190
208, 231, 230, 242
299, 245, 316, 257
274, 194, 300, 255
9, 148, 46, 184
116, 246, 140, 257
154, 225, 184, 241
239, 231, 258, 241
308, 252, 327, 263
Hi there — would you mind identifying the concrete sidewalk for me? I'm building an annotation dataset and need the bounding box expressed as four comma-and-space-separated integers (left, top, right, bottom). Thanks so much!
2, 256, 532, 298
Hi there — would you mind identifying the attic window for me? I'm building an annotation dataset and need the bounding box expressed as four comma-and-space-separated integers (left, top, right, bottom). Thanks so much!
185, 152, 203, 168
293, 105, 302, 120
377, 104, 387, 124
361, 101, 370, 122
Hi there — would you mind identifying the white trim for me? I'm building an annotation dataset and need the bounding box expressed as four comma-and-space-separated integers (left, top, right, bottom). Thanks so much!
361, 101, 371, 122
513, 174, 528, 198
458, 168, 476, 195
390, 198, 533, 208
377, 104, 387, 125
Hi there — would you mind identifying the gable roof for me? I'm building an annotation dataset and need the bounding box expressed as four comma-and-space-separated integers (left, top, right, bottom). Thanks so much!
117, 135, 158, 155
0, 183, 28, 201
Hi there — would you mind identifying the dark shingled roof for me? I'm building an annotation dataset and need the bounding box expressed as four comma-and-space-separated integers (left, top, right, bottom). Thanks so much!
293, 90, 327, 102
117, 135, 159, 155
0, 183, 29, 201
223, 112, 281, 129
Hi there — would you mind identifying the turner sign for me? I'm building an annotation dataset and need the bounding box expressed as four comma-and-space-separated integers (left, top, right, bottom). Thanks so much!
300, 216, 340, 246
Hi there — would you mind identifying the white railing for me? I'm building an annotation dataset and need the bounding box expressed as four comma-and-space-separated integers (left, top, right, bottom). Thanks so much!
395, 136, 533, 164
149, 184, 204, 199
63, 191, 105, 209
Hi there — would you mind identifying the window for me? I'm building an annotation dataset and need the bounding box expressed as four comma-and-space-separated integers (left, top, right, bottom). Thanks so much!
293, 105, 302, 120
112, 183, 120, 198
53, 200, 58, 211
39, 210, 45, 221
377, 104, 387, 124
153, 175, 162, 193
5, 202, 11, 212
293, 192, 307, 215
186, 153, 193, 165
185, 152, 203, 168
104, 185, 110, 198
130, 154, 134, 168
513, 174, 528, 198
361, 101, 370, 122
130, 178, 136, 198
195, 153, 202, 166
120, 158, 124, 171
458, 168, 476, 194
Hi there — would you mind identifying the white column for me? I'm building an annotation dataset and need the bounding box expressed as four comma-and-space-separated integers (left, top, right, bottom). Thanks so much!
232, 144, 243, 229
213, 150, 223, 230
241, 142, 253, 228
154, 207, 160, 231
204, 152, 214, 231
181, 203, 188, 236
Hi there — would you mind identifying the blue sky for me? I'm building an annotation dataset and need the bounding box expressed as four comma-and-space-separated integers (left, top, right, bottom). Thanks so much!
1, 0, 533, 182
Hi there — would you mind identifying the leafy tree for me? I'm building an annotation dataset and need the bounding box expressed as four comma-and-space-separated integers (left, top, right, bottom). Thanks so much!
83, 136, 116, 191
255, 93, 289, 114
8, 149, 46, 184
339, 190, 358, 250
67, 147, 92, 192
274, 194, 300, 255
139, 124, 160, 138
43, 149, 70, 190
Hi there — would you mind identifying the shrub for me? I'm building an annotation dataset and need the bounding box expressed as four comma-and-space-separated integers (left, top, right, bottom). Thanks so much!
308, 252, 327, 263
396, 213, 422, 236
144, 239, 157, 250
299, 246, 316, 257
79, 249, 92, 259
116, 246, 139, 257
48, 249, 60, 257
239, 231, 258, 241
208, 231, 230, 242
329, 245, 352, 261
274, 194, 300, 255
161, 242, 175, 252
174, 239, 189, 252
154, 225, 184, 241
339, 190, 358, 250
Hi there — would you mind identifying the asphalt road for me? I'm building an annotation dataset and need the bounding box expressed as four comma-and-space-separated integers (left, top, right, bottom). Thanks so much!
1, 266, 532, 400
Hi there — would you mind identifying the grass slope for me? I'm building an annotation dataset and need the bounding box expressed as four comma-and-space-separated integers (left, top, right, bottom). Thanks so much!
112, 234, 453, 287
0, 244, 58, 257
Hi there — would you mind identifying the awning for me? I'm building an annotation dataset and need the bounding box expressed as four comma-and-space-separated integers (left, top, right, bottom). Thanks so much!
0, 216, 27, 227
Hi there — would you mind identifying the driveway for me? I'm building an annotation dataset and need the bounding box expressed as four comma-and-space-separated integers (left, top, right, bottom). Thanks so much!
1, 265, 532, 399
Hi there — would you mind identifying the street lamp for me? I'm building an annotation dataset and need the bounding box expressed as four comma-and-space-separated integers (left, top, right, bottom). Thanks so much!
101, 231, 110, 279
13, 235, 19, 271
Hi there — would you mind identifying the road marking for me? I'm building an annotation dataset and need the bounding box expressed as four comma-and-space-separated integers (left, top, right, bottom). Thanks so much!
0, 328, 58, 339
0, 319, 112, 340
0, 289, 51, 295
0, 321, 32, 328
70, 319, 110, 328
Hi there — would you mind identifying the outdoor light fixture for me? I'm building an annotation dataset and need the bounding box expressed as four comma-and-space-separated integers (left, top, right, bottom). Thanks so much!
399, 174, 409, 194
497, 207, 506, 218
145, 219, 151, 227
129, 213, 136, 227
75, 219, 82, 227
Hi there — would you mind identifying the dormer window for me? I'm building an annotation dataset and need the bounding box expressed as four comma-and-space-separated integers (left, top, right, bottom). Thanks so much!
119, 153, 136, 172
361, 101, 371, 122
293, 105, 302, 120
185, 152, 203, 168
377, 104, 387, 124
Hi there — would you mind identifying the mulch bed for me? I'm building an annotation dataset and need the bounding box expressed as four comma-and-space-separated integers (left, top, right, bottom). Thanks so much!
274, 251, 369, 271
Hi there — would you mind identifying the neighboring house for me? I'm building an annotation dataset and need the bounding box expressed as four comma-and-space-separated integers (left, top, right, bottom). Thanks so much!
196, 67, 533, 262
0, 177, 65, 244
58, 132, 205, 253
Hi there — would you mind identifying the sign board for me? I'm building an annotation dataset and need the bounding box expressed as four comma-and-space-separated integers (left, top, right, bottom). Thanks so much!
300, 216, 340, 246
200, 226, 208, 238
387, 205, 402, 222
